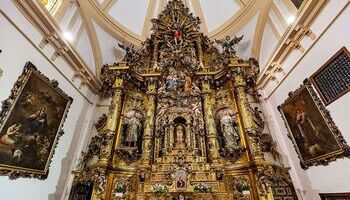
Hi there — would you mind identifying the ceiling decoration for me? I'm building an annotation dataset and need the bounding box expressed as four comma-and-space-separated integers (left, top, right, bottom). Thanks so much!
34, 0, 299, 92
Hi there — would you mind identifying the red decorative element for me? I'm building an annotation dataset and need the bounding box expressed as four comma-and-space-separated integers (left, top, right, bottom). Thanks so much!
173, 30, 182, 39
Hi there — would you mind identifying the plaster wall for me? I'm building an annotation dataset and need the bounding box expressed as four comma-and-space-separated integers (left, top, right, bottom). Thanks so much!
260, 1, 350, 199
0, 1, 98, 200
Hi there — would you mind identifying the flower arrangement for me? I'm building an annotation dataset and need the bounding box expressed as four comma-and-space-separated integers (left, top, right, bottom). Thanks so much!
114, 183, 126, 193
193, 182, 212, 193
238, 183, 250, 195
150, 183, 167, 196
113, 182, 126, 198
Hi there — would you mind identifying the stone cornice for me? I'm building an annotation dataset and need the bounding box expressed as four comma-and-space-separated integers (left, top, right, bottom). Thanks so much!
12, 0, 101, 93
256, 0, 327, 89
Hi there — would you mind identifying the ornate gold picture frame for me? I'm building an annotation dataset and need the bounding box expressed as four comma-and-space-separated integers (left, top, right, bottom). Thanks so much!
0, 62, 72, 179
278, 79, 350, 168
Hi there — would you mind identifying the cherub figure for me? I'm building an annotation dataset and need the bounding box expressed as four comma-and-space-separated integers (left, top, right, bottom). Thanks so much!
215, 35, 243, 56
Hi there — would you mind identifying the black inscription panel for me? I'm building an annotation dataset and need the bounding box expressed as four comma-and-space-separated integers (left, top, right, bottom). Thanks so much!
311, 47, 350, 105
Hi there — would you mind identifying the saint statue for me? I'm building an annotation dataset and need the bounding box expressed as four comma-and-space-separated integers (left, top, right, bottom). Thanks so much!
184, 74, 192, 93
124, 116, 142, 147
220, 114, 240, 147
176, 125, 185, 145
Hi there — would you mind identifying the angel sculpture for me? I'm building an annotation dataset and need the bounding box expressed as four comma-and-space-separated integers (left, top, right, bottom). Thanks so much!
215, 35, 243, 56
118, 43, 135, 62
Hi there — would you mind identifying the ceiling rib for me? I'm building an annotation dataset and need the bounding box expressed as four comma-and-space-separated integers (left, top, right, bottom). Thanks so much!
267, 16, 281, 40
53, 0, 70, 24
191, 0, 209, 34
82, 0, 144, 46
271, 2, 288, 28
77, 0, 103, 77
142, 0, 158, 38
72, 25, 84, 47
251, 0, 272, 60
101, 0, 119, 12
208, 0, 260, 39
65, 9, 79, 31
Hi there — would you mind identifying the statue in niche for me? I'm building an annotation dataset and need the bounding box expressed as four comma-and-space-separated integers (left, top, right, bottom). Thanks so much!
184, 74, 192, 93
220, 113, 240, 147
176, 125, 185, 146
252, 107, 264, 129
121, 110, 143, 150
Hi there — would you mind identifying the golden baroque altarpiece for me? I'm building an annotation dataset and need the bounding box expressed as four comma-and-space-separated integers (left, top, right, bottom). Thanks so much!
70, 1, 298, 200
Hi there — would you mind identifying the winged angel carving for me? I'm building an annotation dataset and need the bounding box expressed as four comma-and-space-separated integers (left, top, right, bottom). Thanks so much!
215, 35, 243, 56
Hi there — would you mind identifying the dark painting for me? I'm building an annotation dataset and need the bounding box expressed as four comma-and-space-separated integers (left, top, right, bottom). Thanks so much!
0, 62, 72, 178
68, 182, 93, 200
278, 80, 349, 168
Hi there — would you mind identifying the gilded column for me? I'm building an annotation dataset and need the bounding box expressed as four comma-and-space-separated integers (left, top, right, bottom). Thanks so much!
140, 79, 157, 167
92, 69, 127, 200
202, 79, 220, 164
230, 59, 264, 162
98, 75, 125, 166
170, 124, 174, 149
186, 124, 191, 149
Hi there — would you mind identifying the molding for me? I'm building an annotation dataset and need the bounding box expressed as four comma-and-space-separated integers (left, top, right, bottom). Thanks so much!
66, 8, 80, 32
0, 10, 93, 103
264, 2, 350, 99
282, 0, 298, 15
191, 0, 209, 34
101, 0, 118, 12
85, 0, 144, 46
267, 15, 281, 40
251, 0, 272, 60
12, 0, 101, 93
72, 24, 84, 47
77, 0, 103, 78
271, 1, 288, 28
256, 0, 328, 89
141, 0, 157, 38
53, 0, 70, 24
207, 0, 261, 39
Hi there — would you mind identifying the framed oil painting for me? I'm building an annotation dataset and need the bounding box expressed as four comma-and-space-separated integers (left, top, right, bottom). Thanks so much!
278, 79, 349, 168
0, 62, 72, 179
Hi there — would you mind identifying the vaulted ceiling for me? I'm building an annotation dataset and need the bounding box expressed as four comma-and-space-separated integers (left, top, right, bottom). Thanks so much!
42, 0, 299, 80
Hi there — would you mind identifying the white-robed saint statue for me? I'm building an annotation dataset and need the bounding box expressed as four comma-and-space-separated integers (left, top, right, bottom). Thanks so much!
220, 114, 240, 147
124, 113, 142, 147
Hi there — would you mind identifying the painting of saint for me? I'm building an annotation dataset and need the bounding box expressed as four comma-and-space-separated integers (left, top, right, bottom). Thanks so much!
278, 81, 349, 168
0, 62, 72, 178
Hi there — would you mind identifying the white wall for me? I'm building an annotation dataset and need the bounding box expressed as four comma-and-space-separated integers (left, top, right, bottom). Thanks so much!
0, 2, 98, 200
260, 1, 350, 199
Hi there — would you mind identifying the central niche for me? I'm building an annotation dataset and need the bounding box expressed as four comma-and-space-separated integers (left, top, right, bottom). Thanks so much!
173, 116, 187, 149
